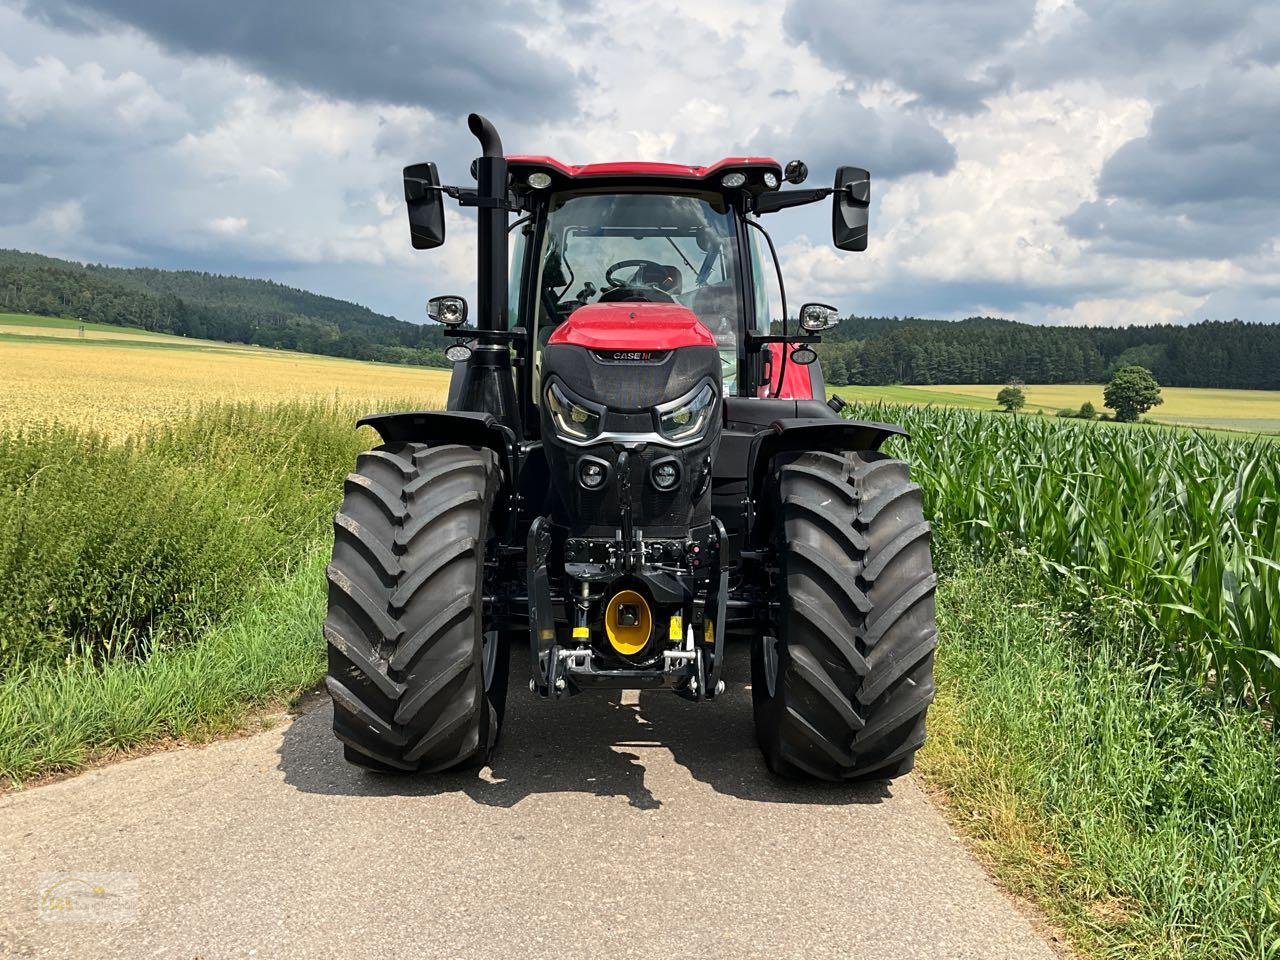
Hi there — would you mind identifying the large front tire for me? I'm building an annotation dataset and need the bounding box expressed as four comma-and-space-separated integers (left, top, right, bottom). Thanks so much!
753, 450, 937, 781
324, 442, 506, 773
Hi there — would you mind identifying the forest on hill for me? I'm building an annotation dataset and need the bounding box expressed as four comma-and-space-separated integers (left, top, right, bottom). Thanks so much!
815, 315, 1280, 389
0, 249, 449, 366
4, 248, 1277, 388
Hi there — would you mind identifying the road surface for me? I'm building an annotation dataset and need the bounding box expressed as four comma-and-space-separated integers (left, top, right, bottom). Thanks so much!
1, 645, 1065, 959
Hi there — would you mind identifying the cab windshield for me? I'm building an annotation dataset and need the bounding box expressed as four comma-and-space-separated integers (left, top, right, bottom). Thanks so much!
534, 192, 745, 391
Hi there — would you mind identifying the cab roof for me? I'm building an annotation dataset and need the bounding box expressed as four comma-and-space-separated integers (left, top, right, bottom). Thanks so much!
506, 155, 782, 192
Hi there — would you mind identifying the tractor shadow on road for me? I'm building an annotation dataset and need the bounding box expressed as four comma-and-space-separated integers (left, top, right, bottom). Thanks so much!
276, 640, 892, 809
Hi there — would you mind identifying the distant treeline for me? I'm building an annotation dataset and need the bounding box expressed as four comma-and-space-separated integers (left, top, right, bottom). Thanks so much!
5, 249, 1277, 387
0, 249, 449, 367
815, 316, 1280, 389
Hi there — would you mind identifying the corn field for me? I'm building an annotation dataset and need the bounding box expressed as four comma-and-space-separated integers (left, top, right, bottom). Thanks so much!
856, 404, 1280, 712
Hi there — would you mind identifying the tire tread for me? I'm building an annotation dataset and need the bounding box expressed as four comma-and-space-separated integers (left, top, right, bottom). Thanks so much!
755, 449, 937, 781
324, 442, 503, 774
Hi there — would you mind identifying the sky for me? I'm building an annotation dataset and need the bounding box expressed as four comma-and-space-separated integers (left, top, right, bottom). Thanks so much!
1, 0, 1277, 328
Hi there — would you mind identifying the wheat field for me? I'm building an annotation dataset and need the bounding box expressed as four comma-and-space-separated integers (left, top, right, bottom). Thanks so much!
1, 314, 451, 438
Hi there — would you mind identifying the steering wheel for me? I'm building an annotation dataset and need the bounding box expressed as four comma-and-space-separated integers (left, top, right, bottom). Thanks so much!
599, 259, 679, 304
605, 259, 667, 288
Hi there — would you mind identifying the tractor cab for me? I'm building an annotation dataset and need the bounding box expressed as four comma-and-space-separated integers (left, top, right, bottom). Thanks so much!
324, 114, 935, 785
505, 158, 781, 400
405, 136, 870, 433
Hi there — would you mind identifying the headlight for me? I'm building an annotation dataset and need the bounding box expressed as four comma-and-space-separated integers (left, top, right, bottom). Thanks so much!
658, 382, 717, 442
545, 381, 602, 441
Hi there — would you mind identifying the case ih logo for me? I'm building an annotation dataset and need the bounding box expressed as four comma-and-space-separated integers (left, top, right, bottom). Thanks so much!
592, 350, 668, 364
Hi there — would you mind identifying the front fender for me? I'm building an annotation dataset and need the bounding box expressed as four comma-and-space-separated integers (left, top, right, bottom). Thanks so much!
747, 416, 908, 507
357, 409, 519, 490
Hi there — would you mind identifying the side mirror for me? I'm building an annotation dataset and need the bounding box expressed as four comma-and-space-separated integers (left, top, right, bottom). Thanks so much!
832, 166, 870, 252
404, 162, 445, 250
427, 295, 468, 326
799, 302, 840, 332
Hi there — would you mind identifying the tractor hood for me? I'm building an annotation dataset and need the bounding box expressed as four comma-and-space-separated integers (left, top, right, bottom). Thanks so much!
547, 302, 716, 353
543, 303, 721, 412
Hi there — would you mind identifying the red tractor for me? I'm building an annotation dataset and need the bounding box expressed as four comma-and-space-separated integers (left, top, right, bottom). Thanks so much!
324, 114, 936, 781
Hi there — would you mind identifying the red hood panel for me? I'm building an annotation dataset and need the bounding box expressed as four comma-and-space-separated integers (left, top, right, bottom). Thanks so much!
548, 303, 716, 351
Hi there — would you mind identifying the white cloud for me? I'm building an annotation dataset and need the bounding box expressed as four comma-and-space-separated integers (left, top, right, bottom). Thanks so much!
208, 215, 247, 236
1042, 292, 1208, 327
0, 53, 178, 129
41, 198, 83, 236
881, 83, 1149, 285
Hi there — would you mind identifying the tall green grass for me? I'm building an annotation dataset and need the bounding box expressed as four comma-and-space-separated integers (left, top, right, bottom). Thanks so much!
0, 401, 384, 783
0, 402, 369, 670
0, 549, 328, 781
856, 404, 1280, 711
927, 552, 1280, 960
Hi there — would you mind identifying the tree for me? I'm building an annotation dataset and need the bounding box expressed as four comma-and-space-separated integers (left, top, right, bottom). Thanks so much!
1078, 401, 1096, 420
1104, 365, 1163, 422
824, 353, 849, 386
996, 382, 1026, 413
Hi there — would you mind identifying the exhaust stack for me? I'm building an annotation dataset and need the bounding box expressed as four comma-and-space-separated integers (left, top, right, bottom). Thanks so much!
468, 112, 508, 334
451, 113, 518, 431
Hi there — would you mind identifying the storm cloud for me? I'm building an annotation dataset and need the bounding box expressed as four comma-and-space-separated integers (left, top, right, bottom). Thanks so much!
754, 91, 958, 182
1064, 66, 1280, 259
783, 0, 1038, 112
19, 0, 582, 120
1097, 69, 1280, 208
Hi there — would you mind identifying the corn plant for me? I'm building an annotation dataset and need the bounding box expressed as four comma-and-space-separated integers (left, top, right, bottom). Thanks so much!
855, 404, 1280, 711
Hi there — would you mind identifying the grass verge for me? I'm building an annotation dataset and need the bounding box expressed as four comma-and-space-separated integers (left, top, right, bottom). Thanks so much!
925, 551, 1280, 960
0, 548, 327, 785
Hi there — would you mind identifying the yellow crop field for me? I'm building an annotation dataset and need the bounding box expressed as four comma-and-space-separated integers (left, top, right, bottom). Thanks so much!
1, 314, 450, 439
832, 382, 1280, 436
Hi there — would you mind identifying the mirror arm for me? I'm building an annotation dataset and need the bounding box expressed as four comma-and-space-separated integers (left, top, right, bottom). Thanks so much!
443, 325, 527, 343
453, 186, 528, 213
406, 182, 527, 214
753, 187, 833, 215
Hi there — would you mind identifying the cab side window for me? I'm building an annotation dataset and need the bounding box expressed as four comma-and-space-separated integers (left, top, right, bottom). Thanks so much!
748, 226, 777, 334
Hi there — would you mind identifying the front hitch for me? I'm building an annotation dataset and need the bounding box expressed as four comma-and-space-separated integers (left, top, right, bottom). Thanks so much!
526, 516, 563, 698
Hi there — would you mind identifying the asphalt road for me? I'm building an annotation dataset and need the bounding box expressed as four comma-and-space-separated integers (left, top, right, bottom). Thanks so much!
1, 645, 1065, 960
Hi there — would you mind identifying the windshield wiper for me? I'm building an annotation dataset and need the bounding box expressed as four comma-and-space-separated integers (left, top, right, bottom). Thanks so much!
664, 236, 696, 274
